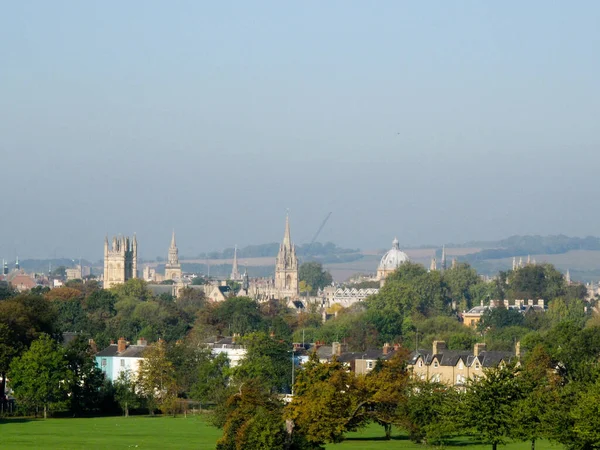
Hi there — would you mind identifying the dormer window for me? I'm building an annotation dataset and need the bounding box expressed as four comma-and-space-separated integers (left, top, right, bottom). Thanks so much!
475, 362, 480, 370
434, 361, 439, 368
418, 360, 423, 367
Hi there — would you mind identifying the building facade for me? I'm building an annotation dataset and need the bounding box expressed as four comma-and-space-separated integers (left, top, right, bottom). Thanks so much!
95, 337, 147, 382
103, 235, 138, 289
164, 231, 182, 281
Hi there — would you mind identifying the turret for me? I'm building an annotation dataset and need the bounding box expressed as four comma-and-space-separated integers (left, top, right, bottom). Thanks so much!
132, 233, 138, 279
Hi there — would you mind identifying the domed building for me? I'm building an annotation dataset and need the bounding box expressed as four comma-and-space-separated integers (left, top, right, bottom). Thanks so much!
376, 237, 410, 285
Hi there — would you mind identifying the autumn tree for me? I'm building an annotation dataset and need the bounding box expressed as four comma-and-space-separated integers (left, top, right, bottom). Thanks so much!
285, 352, 363, 446
137, 339, 178, 415
362, 351, 411, 439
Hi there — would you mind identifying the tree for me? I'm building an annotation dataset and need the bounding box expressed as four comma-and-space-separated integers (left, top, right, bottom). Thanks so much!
212, 297, 265, 336
216, 382, 287, 450
234, 332, 292, 393
192, 352, 230, 409
64, 336, 105, 416
403, 380, 460, 444
137, 339, 178, 415
363, 351, 411, 439
0, 294, 57, 401
8, 334, 71, 418
114, 370, 141, 417
285, 352, 362, 446
461, 363, 523, 450
299, 262, 333, 296
511, 345, 557, 450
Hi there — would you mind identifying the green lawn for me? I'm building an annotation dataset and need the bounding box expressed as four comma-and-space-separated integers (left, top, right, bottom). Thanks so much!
0, 416, 564, 450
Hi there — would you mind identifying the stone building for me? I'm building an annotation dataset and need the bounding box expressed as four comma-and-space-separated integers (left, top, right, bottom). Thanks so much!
164, 230, 182, 281
244, 214, 299, 302
274, 214, 299, 296
103, 235, 138, 289
376, 237, 410, 285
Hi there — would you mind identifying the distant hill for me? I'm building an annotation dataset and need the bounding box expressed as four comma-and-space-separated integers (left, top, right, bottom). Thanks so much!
460, 235, 600, 262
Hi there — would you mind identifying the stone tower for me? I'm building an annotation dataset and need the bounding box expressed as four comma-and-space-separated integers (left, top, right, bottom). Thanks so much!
274, 214, 298, 296
104, 234, 137, 288
164, 230, 182, 280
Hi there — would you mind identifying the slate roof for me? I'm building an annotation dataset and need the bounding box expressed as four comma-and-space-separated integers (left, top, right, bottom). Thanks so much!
337, 348, 397, 363
411, 348, 513, 368
96, 344, 147, 358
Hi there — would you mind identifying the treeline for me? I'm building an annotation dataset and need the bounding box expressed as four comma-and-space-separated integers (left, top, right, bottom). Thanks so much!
464, 234, 600, 262
219, 323, 600, 449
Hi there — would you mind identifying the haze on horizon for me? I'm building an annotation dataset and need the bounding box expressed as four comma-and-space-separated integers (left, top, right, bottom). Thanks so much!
1, 1, 599, 261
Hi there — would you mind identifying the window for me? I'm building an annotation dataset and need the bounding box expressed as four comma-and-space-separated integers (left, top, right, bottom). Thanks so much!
418, 360, 423, 367
101, 358, 107, 367
475, 362, 480, 370
120, 359, 125, 367
366, 360, 373, 369
433, 361, 439, 368
457, 374, 465, 384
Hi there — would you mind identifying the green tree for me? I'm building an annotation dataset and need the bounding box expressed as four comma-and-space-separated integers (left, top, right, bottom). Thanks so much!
443, 262, 481, 311
8, 334, 72, 418
298, 262, 333, 295
235, 332, 292, 393
114, 370, 141, 417
192, 352, 230, 409
64, 336, 105, 415
461, 363, 523, 450
511, 345, 557, 450
403, 380, 459, 444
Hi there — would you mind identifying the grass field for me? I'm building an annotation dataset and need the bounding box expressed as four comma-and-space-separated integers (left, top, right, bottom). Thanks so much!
0, 416, 563, 450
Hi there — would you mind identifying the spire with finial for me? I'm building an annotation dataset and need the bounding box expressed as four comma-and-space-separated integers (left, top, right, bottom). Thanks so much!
566, 269, 571, 285
15, 256, 19, 271
230, 245, 241, 280
170, 229, 176, 248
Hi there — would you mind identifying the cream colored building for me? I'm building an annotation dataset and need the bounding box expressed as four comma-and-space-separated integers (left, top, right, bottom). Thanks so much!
164, 231, 182, 281
408, 340, 514, 387
103, 235, 138, 289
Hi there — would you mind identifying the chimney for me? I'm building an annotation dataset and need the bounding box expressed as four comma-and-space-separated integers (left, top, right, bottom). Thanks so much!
382, 342, 390, 355
332, 342, 342, 356
515, 341, 521, 358
537, 299, 544, 308
137, 337, 147, 346
110, 339, 115, 345
393, 343, 400, 351
88, 339, 97, 354
432, 340, 446, 355
503, 299, 509, 308
117, 337, 127, 353
474, 343, 486, 357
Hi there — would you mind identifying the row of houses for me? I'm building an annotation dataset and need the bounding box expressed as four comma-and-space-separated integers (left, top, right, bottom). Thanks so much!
93, 335, 512, 389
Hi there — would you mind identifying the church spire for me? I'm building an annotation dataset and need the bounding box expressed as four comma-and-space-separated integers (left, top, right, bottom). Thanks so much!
230, 245, 241, 280
170, 229, 176, 248
283, 212, 292, 248
441, 245, 447, 271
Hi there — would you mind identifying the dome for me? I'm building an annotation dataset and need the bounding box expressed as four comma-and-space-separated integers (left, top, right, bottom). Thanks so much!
378, 237, 410, 271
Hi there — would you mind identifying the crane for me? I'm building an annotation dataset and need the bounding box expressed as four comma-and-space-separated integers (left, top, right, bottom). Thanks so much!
308, 212, 332, 247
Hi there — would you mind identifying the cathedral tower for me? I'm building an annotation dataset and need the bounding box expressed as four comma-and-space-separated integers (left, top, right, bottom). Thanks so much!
164, 230, 182, 280
103, 234, 137, 288
274, 214, 298, 296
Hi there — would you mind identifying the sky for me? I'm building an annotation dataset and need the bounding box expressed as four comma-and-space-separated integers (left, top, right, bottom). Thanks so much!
1, 1, 599, 261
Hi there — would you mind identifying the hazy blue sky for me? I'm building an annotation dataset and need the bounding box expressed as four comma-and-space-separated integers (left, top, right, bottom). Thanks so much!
1, 1, 599, 260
